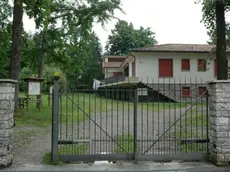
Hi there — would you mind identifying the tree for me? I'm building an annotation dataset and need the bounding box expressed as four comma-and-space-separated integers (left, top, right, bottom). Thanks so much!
24, 0, 123, 79
208, 23, 230, 45
105, 20, 157, 55
216, 1, 228, 79
6, 0, 122, 109
9, 0, 23, 109
199, 0, 230, 79
79, 33, 104, 86
0, 24, 12, 78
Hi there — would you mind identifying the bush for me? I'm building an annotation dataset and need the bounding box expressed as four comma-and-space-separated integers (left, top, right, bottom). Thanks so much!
19, 67, 34, 92
19, 66, 67, 93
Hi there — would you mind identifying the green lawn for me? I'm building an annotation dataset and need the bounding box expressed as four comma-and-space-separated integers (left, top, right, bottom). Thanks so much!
114, 133, 140, 154
15, 93, 204, 127
172, 110, 208, 153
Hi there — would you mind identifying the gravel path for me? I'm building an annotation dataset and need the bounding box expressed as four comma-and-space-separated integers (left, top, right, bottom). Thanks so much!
10, 126, 51, 168
9, 106, 205, 167
59, 107, 191, 155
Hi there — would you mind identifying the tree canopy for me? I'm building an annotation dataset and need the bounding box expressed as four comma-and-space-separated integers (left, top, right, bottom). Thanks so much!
199, 0, 230, 43
199, 0, 230, 79
0, 0, 123, 109
105, 20, 157, 55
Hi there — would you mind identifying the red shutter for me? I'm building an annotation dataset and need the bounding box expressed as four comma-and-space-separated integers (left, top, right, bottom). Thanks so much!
181, 59, 190, 71
198, 59, 206, 71
182, 87, 190, 96
199, 87, 206, 96
113, 72, 120, 76
214, 59, 217, 77
159, 59, 173, 77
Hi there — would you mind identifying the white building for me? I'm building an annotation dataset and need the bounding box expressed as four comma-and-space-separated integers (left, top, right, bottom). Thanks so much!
101, 44, 230, 101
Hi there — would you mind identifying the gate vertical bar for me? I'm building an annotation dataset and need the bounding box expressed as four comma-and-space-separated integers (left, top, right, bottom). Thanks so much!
133, 87, 138, 161
52, 74, 59, 164
206, 90, 209, 155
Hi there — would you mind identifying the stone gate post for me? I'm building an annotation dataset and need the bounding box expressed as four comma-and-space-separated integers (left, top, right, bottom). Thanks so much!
208, 80, 230, 165
0, 79, 17, 167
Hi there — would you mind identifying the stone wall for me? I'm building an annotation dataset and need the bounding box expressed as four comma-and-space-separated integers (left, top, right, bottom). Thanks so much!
208, 80, 230, 164
147, 83, 207, 102
0, 79, 16, 167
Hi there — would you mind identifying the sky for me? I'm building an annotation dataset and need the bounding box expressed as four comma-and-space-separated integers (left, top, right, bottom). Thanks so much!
23, 0, 230, 50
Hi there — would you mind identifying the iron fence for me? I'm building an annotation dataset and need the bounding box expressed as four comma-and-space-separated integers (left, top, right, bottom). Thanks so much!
52, 77, 209, 164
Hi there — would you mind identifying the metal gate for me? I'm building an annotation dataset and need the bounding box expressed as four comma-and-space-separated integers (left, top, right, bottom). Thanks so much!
52, 77, 209, 164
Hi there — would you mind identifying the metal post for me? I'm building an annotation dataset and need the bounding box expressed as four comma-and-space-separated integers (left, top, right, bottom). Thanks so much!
52, 73, 59, 164
133, 87, 138, 162
206, 90, 209, 155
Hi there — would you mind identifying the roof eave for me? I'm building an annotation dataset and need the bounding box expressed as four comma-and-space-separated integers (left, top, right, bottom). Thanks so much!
132, 50, 230, 53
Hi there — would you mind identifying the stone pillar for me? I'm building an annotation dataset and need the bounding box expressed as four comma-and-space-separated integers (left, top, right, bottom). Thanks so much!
0, 79, 17, 167
208, 80, 230, 165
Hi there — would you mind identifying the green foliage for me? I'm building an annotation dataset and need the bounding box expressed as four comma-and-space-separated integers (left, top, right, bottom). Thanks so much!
207, 23, 230, 45
19, 67, 33, 91
105, 20, 157, 55
198, 0, 230, 44
0, 24, 11, 78
21, 0, 122, 82
0, 0, 12, 24
0, 1, 12, 78
43, 65, 66, 84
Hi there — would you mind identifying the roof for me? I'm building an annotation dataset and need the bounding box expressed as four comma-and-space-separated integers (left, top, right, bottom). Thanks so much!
102, 55, 127, 59
132, 44, 221, 53
103, 62, 122, 68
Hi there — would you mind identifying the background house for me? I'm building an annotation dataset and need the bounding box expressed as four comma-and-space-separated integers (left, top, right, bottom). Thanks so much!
100, 44, 230, 102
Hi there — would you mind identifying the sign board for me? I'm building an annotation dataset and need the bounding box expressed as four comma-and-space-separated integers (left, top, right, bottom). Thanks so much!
49, 86, 53, 95
28, 82, 40, 95
137, 88, 148, 96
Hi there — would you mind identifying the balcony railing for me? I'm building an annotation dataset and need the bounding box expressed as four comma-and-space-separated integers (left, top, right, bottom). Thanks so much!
103, 75, 126, 85
101, 75, 139, 85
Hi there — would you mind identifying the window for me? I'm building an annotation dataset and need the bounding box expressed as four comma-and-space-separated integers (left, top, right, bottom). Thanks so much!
199, 87, 206, 96
159, 59, 173, 77
198, 59, 206, 71
182, 87, 190, 97
113, 72, 121, 76
181, 59, 190, 71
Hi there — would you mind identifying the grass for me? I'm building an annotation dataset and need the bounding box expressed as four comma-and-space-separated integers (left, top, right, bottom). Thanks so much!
114, 133, 140, 154
172, 110, 208, 153
58, 144, 89, 155
15, 92, 198, 127
43, 144, 88, 165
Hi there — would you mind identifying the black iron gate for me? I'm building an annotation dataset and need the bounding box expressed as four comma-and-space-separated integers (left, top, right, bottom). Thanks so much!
52, 77, 209, 164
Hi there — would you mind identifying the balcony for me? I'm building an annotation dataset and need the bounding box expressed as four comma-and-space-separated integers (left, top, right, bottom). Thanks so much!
101, 75, 139, 87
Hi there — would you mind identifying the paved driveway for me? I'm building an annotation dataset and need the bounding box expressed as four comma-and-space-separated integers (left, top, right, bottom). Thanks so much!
59, 107, 195, 155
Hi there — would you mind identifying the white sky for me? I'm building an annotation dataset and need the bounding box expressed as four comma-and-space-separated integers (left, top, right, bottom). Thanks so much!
23, 0, 230, 50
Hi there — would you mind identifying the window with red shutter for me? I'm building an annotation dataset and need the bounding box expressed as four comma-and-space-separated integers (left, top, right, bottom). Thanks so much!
198, 87, 206, 96
198, 59, 206, 71
181, 59, 190, 71
113, 72, 121, 76
159, 59, 173, 77
182, 87, 190, 97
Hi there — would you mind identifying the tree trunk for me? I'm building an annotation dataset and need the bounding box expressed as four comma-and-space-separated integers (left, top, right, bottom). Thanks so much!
38, 34, 46, 78
9, 0, 23, 110
37, 34, 46, 109
216, 0, 228, 80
